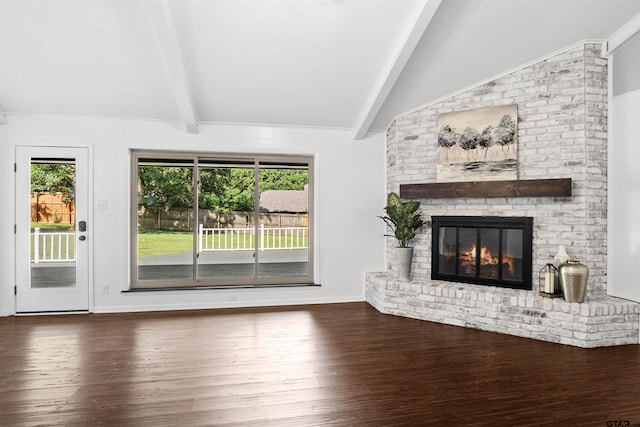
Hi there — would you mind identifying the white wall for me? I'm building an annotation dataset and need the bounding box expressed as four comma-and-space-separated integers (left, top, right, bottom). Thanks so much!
0, 115, 386, 315
608, 28, 640, 303
609, 91, 640, 303
612, 32, 640, 97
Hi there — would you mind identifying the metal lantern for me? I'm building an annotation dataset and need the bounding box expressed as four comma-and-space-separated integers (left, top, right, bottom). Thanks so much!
539, 263, 559, 295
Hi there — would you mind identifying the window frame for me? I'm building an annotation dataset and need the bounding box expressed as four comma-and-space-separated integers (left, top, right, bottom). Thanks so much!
130, 150, 315, 290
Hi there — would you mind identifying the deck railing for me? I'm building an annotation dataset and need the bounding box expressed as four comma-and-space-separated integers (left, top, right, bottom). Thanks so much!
31, 228, 75, 263
199, 224, 308, 252
31, 225, 307, 262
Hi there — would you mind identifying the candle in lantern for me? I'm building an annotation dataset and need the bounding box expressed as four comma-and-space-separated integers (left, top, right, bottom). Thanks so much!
539, 263, 559, 296
544, 270, 555, 293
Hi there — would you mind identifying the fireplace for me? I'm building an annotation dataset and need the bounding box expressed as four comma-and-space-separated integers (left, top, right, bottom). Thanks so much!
431, 216, 533, 290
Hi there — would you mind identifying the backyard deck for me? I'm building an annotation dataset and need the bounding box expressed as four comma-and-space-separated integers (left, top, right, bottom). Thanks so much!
31, 249, 309, 287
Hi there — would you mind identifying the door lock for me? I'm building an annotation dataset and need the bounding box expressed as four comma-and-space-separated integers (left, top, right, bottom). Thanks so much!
79, 235, 86, 241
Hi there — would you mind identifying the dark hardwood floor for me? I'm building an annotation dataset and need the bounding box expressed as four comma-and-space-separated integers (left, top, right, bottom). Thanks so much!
1, 302, 639, 426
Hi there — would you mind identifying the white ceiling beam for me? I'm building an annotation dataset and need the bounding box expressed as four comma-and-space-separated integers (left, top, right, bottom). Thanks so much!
352, 0, 441, 140
147, 0, 198, 133
603, 11, 640, 56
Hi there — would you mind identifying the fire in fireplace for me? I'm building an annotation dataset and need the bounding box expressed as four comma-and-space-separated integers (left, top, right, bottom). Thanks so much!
431, 216, 533, 290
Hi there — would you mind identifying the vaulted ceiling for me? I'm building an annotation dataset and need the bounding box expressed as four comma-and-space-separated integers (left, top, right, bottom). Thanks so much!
1, 0, 639, 137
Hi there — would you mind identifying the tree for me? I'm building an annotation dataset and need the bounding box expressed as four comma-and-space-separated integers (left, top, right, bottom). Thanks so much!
459, 126, 480, 161
221, 169, 255, 212
478, 125, 494, 160
199, 168, 233, 210
31, 164, 75, 194
31, 163, 76, 212
138, 166, 194, 211
139, 166, 309, 213
259, 169, 307, 192
437, 125, 458, 162
202, 168, 309, 212
494, 114, 516, 154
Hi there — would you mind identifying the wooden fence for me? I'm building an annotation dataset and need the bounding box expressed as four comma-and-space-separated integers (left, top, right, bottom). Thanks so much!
138, 206, 308, 232
31, 192, 74, 224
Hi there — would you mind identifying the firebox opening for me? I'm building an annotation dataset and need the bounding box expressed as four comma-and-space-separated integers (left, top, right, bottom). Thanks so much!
431, 216, 533, 290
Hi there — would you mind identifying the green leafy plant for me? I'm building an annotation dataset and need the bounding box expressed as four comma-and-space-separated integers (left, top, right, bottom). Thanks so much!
379, 192, 426, 248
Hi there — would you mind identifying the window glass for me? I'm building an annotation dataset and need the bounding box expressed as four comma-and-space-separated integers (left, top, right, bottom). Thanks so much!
258, 162, 309, 278
30, 159, 77, 288
137, 158, 194, 282
197, 160, 255, 280
458, 227, 476, 278
437, 226, 456, 275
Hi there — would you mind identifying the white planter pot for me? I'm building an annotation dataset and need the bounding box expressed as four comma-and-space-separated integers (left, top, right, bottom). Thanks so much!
396, 247, 414, 282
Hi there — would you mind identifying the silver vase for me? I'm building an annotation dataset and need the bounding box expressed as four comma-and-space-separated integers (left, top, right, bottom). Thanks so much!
559, 259, 588, 303
396, 247, 414, 282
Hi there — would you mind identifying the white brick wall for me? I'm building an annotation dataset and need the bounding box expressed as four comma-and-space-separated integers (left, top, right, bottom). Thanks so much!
367, 43, 640, 347
386, 43, 606, 296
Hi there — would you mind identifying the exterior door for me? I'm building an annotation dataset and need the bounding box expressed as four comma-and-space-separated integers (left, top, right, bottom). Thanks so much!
15, 146, 89, 313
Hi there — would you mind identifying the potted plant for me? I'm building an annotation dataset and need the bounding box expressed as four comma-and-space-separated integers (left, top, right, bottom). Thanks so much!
379, 192, 426, 281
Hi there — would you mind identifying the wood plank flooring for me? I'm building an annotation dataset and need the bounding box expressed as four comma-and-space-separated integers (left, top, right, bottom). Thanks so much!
1, 302, 639, 426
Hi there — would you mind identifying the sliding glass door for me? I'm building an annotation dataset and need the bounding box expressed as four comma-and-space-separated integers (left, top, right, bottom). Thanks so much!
131, 151, 313, 289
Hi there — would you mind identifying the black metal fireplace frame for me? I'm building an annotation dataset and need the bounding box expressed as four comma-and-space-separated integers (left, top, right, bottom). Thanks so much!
431, 216, 533, 290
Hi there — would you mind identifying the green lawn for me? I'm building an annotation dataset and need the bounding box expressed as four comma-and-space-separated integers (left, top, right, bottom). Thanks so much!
138, 229, 193, 258
31, 222, 74, 232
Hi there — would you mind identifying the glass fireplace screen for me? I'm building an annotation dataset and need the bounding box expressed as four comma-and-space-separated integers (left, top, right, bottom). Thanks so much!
431, 216, 533, 290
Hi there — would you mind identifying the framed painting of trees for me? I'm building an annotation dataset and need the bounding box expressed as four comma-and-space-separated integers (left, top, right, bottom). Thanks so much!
436, 105, 518, 182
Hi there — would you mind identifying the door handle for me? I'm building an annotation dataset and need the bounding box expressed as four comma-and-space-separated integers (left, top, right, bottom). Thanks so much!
79, 235, 86, 241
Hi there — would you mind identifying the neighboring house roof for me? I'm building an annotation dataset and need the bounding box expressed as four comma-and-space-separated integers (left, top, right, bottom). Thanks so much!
259, 186, 308, 213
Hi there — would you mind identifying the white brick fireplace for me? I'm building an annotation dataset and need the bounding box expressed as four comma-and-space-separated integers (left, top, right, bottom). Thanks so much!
365, 42, 640, 348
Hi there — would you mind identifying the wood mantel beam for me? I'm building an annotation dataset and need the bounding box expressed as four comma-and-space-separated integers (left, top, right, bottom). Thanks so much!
400, 178, 572, 199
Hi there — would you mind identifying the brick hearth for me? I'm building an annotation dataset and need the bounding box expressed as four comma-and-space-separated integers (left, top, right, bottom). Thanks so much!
366, 272, 639, 347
